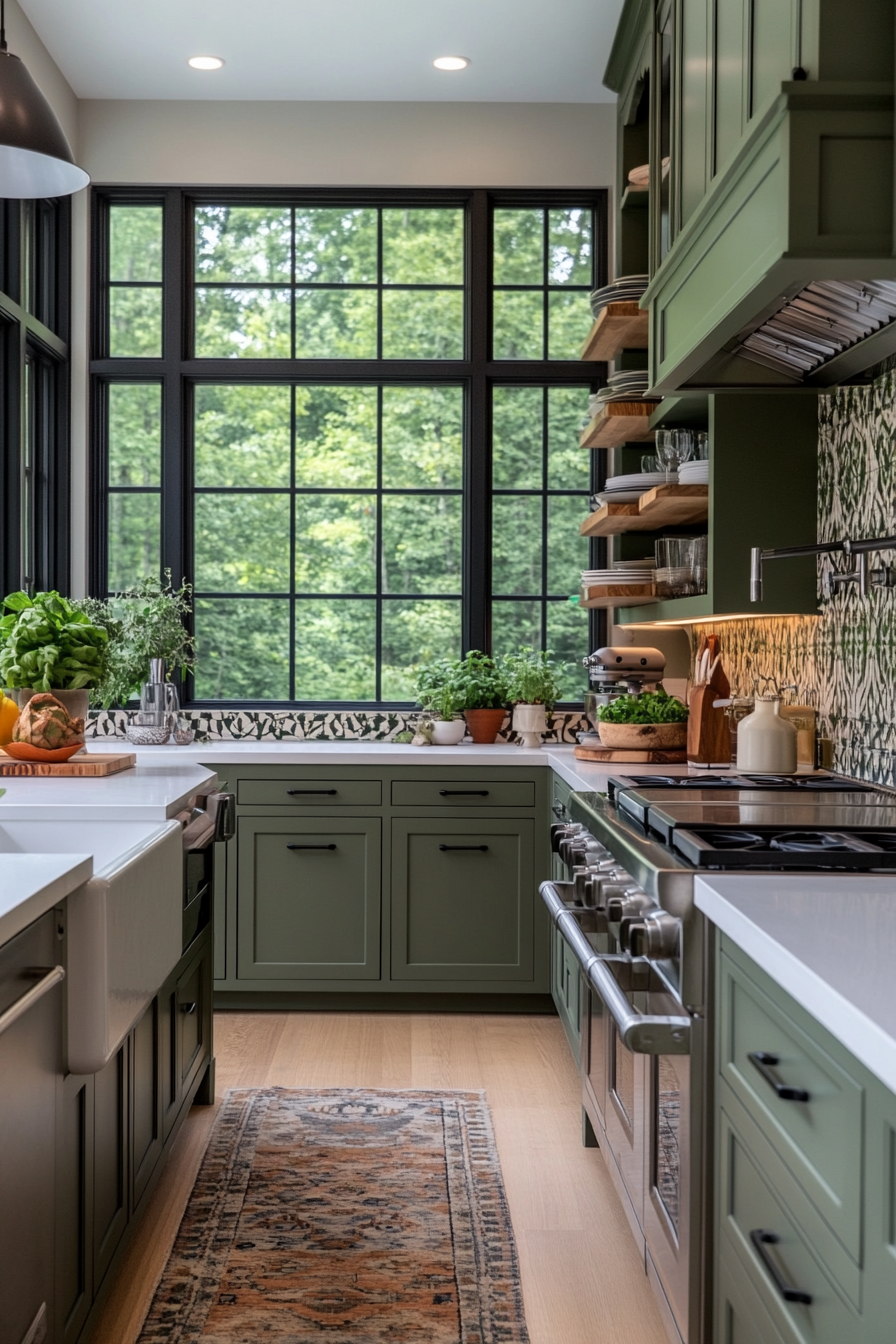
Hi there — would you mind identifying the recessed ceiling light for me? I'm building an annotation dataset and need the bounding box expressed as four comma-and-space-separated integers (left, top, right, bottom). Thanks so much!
433, 56, 470, 71
188, 56, 225, 71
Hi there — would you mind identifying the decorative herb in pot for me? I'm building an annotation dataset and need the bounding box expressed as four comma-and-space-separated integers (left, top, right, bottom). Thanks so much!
501, 648, 562, 748
0, 590, 110, 734
597, 688, 688, 750
414, 658, 467, 745
77, 574, 197, 710
452, 651, 508, 744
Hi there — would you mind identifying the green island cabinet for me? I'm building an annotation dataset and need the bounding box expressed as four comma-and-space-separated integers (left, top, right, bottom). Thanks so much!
548, 771, 584, 1059
213, 764, 553, 1008
605, 0, 895, 394
56, 925, 213, 1344
715, 936, 896, 1344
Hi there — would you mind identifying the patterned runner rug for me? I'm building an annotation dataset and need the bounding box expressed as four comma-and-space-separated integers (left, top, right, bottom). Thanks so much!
137, 1087, 530, 1343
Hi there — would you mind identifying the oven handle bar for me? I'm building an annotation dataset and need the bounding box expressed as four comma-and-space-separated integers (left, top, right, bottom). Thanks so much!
539, 879, 579, 926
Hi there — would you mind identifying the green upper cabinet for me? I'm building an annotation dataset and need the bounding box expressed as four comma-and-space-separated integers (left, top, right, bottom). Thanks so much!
605, 0, 896, 393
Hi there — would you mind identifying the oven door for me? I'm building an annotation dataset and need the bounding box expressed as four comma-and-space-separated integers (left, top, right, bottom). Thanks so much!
644, 1046, 691, 1341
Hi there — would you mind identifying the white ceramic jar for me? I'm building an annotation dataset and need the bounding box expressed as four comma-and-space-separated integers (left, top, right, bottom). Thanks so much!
736, 695, 798, 773
431, 718, 466, 745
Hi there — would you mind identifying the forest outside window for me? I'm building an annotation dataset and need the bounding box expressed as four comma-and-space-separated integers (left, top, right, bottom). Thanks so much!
91, 189, 607, 707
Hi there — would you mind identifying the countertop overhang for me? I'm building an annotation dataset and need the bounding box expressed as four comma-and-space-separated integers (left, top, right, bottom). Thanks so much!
0, 761, 218, 820
0, 853, 93, 947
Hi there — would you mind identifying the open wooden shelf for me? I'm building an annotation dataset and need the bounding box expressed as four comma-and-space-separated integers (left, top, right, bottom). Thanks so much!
580, 483, 709, 536
580, 303, 650, 361
620, 187, 650, 212
579, 399, 660, 448
580, 582, 656, 609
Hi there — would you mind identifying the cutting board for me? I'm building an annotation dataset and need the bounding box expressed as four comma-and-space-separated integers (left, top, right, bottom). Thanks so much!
0, 751, 137, 777
574, 744, 687, 763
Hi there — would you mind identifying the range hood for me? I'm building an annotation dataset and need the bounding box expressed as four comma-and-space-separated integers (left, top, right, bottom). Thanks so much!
737, 279, 896, 379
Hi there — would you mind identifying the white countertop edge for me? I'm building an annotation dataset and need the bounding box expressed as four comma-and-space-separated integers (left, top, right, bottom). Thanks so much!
695, 879, 896, 1095
0, 764, 218, 820
0, 854, 93, 948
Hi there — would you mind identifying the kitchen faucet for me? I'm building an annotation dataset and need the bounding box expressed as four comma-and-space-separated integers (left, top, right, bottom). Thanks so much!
750, 534, 896, 601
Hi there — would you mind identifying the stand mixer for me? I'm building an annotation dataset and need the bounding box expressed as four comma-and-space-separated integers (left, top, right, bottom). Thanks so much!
581, 645, 666, 742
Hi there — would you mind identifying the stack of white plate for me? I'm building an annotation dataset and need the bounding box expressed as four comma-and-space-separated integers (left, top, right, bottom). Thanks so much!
589, 369, 651, 414
678, 460, 709, 484
590, 275, 649, 319
590, 471, 669, 505
612, 557, 656, 570
581, 568, 654, 587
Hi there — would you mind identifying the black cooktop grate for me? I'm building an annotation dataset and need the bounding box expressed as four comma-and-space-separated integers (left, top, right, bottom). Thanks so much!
613, 773, 878, 793
673, 825, 896, 869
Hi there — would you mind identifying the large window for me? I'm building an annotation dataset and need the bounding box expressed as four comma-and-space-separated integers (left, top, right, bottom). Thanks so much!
0, 199, 71, 597
91, 190, 607, 707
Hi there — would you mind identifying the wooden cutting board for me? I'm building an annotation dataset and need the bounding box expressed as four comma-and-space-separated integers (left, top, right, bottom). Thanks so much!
574, 744, 687, 763
0, 751, 137, 777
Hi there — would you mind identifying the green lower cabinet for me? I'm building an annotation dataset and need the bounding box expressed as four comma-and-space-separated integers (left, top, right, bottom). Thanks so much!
717, 1234, 792, 1344
238, 816, 382, 980
131, 998, 163, 1212
863, 1080, 896, 1332
92, 1044, 128, 1292
391, 818, 534, 983
551, 923, 582, 1061
56, 1072, 93, 1344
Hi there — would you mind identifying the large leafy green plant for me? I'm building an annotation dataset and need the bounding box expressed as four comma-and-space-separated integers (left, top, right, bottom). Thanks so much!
414, 658, 465, 720
414, 650, 507, 718
77, 575, 197, 708
598, 689, 688, 724
501, 648, 562, 710
0, 591, 109, 691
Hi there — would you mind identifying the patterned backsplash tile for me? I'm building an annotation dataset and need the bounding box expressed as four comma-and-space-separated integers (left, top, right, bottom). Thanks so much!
689, 371, 896, 787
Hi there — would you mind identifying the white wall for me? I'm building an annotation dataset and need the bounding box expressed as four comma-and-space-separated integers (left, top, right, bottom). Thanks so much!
78, 100, 616, 187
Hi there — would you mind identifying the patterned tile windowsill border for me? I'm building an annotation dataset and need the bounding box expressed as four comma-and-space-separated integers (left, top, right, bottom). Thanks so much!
86, 708, 591, 746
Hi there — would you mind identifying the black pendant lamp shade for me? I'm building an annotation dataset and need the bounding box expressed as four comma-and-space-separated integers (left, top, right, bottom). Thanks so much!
0, 8, 89, 198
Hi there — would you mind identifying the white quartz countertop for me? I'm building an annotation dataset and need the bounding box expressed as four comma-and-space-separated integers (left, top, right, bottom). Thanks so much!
696, 874, 896, 1094
84, 739, 698, 796
0, 854, 92, 947
0, 761, 218, 820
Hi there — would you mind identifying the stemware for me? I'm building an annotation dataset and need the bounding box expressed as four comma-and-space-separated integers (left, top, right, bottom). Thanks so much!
654, 428, 695, 481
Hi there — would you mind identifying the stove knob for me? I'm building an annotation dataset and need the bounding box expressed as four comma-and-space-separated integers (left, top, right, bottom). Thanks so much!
559, 837, 591, 867
605, 889, 655, 924
573, 865, 619, 905
624, 912, 682, 960
550, 822, 582, 854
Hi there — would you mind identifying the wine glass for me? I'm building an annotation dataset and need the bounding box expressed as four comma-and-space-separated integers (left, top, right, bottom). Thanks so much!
654, 429, 694, 481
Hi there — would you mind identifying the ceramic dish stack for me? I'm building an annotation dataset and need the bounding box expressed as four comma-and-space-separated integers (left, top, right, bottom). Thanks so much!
590, 471, 668, 506
612, 557, 656, 572
581, 566, 655, 586
678, 458, 709, 484
588, 368, 651, 417
589, 275, 649, 320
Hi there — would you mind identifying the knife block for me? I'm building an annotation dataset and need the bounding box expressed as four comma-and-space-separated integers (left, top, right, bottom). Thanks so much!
687, 683, 731, 766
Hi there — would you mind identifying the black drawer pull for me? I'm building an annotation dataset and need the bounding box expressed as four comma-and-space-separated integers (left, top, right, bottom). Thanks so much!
439, 789, 490, 796
287, 843, 337, 850
749, 1229, 813, 1305
439, 844, 489, 852
287, 789, 338, 795
748, 1051, 810, 1103
180, 1001, 197, 1015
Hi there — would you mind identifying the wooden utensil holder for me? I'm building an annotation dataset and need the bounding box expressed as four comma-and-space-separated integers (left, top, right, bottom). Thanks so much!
687, 683, 731, 766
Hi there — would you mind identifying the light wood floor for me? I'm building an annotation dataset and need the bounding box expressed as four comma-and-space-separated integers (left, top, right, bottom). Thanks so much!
87, 1012, 669, 1344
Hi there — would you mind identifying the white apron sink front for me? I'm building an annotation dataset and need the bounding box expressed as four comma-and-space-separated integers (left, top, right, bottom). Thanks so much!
0, 820, 182, 1073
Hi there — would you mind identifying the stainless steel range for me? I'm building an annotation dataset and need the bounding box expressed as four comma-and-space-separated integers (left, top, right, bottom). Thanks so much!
540, 773, 895, 1344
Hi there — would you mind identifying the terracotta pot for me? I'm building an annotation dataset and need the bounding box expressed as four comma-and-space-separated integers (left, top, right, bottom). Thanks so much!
463, 708, 506, 744
597, 721, 687, 750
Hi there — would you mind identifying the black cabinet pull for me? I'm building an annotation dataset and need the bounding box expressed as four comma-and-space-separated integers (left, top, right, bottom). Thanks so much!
749, 1229, 813, 1305
287, 843, 337, 850
439, 844, 489, 852
439, 789, 489, 796
287, 789, 338, 795
180, 1001, 197, 1015
748, 1051, 810, 1103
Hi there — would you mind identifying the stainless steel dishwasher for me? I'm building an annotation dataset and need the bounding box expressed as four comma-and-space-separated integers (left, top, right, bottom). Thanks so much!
0, 910, 65, 1344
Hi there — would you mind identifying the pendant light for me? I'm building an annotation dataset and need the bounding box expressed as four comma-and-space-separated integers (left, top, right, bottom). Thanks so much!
0, 0, 88, 198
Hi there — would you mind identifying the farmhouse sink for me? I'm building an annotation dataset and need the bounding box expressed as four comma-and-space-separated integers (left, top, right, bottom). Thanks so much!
0, 819, 182, 1073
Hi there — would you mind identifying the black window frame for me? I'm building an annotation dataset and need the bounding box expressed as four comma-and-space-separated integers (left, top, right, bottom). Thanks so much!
89, 186, 609, 710
0, 197, 72, 598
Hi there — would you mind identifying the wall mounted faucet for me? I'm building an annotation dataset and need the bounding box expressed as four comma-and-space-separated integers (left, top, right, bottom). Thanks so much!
750, 534, 896, 602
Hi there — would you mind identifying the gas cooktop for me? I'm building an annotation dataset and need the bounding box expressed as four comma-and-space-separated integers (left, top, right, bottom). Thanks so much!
609, 772, 879, 796
639, 800, 896, 844
672, 824, 896, 870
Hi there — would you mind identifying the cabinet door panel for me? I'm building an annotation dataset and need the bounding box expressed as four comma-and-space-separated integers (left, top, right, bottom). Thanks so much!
713, 0, 745, 175
391, 819, 534, 982
177, 937, 212, 1098
56, 1072, 93, 1344
93, 1043, 128, 1288
132, 998, 162, 1210
749, 0, 794, 120
238, 818, 381, 980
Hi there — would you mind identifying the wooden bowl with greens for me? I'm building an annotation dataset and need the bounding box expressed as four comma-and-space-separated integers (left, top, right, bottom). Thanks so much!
597, 690, 688, 750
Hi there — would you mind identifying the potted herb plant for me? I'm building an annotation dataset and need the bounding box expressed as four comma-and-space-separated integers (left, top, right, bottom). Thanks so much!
78, 574, 197, 709
414, 658, 466, 745
501, 648, 563, 748
0, 591, 110, 732
453, 650, 508, 744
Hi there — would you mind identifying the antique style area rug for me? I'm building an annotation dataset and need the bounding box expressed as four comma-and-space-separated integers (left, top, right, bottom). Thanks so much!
137, 1087, 530, 1343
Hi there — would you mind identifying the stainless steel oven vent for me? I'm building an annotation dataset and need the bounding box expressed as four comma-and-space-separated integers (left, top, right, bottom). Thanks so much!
736, 279, 896, 378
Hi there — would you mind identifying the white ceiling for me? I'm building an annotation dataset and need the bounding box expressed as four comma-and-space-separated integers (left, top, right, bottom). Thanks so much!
18, 0, 622, 102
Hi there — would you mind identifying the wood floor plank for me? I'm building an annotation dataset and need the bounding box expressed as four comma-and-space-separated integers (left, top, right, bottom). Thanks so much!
85, 1011, 672, 1344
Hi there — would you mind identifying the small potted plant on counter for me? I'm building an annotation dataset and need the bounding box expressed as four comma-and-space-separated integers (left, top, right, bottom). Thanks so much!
414, 658, 467, 745
596, 688, 688, 750
453, 651, 508, 744
79, 574, 197, 713
502, 648, 562, 748
0, 590, 109, 727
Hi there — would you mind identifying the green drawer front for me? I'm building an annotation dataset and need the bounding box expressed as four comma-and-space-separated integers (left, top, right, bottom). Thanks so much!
719, 1112, 859, 1344
391, 779, 535, 807
551, 924, 581, 1061
551, 772, 572, 822
717, 1234, 794, 1344
238, 778, 382, 806
719, 950, 863, 1259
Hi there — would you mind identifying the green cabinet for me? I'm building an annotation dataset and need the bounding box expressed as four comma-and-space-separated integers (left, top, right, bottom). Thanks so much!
551, 923, 582, 1059
715, 935, 896, 1344
391, 818, 534, 982
237, 816, 382, 981
131, 1000, 162, 1212
92, 1045, 128, 1290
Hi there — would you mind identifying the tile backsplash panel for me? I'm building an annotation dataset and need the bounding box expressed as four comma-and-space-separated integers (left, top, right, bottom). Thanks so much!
688, 371, 896, 786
